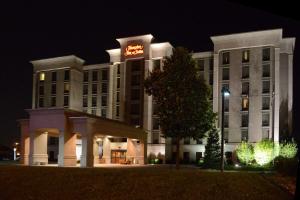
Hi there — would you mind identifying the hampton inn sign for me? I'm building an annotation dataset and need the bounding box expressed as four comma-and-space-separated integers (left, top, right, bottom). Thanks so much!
124, 44, 144, 56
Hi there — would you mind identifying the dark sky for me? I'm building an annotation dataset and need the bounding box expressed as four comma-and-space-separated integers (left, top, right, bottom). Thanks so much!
0, 1, 299, 147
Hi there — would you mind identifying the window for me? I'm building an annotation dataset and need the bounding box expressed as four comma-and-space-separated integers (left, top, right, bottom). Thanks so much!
117, 64, 120, 75
83, 96, 88, 107
92, 84, 97, 94
262, 64, 270, 77
224, 114, 229, 128
51, 97, 56, 107
64, 83, 70, 94
83, 71, 89, 82
49, 137, 58, 145
262, 96, 270, 110
262, 112, 270, 126
184, 137, 190, 145
63, 96, 69, 107
64, 70, 70, 81
83, 84, 88, 95
116, 105, 120, 117
101, 96, 107, 106
224, 129, 229, 143
51, 84, 56, 95
241, 113, 248, 127
209, 58, 213, 70
153, 103, 158, 115
92, 70, 98, 81
117, 77, 120, 89
92, 96, 97, 107
102, 70, 108, 81
39, 97, 44, 107
222, 83, 229, 91
222, 68, 229, 80
131, 89, 140, 100
51, 72, 57, 82
39, 85, 44, 95
116, 91, 120, 103
242, 65, 249, 79
183, 152, 190, 163
131, 103, 140, 115
241, 129, 248, 141
153, 59, 161, 71
101, 108, 107, 117
262, 81, 270, 93
242, 97, 249, 111
102, 83, 108, 93
152, 132, 159, 144
131, 60, 141, 72
262, 129, 270, 139
242, 82, 249, 95
152, 118, 159, 130
196, 152, 203, 161
242, 50, 250, 63
197, 59, 204, 71
222, 52, 230, 65
39, 72, 45, 81
224, 98, 229, 112
209, 71, 213, 85
131, 74, 140, 86
262, 48, 270, 61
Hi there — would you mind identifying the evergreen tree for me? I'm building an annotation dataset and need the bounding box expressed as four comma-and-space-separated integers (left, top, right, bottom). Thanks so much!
203, 128, 221, 169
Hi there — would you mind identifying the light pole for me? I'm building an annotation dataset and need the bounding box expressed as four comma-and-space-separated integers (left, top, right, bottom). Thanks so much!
221, 86, 230, 172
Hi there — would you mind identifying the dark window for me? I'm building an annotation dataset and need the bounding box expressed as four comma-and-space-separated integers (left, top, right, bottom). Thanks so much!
222, 83, 229, 91
242, 82, 249, 95
196, 152, 203, 161
49, 137, 58, 145
262, 48, 270, 61
224, 114, 229, 128
209, 71, 213, 85
262, 113, 270, 126
242, 65, 249, 79
63, 96, 69, 107
117, 64, 120, 75
83, 71, 89, 82
51, 72, 57, 82
101, 109, 106, 117
131, 103, 140, 115
241, 129, 248, 141
51, 97, 56, 107
131, 60, 141, 72
102, 70, 108, 81
262, 96, 270, 110
262, 129, 270, 139
83, 84, 88, 95
102, 82, 108, 93
117, 77, 120, 89
92, 70, 98, 81
242, 97, 249, 111
64, 70, 70, 81
51, 84, 56, 95
116, 106, 120, 117
224, 129, 229, 143
131, 74, 140, 86
116, 91, 120, 103
101, 96, 107, 106
152, 132, 159, 144
83, 97, 88, 107
92, 96, 97, 107
184, 137, 190, 145
153, 103, 158, 115
153, 59, 161, 71
183, 152, 190, 163
131, 89, 140, 100
39, 85, 44, 95
130, 118, 140, 126
92, 84, 97, 94
262, 64, 270, 77
224, 98, 229, 112
222, 52, 230, 65
152, 118, 159, 130
64, 83, 70, 94
242, 50, 250, 63
241, 113, 249, 127
39, 97, 44, 107
209, 58, 213, 70
91, 109, 97, 115
262, 81, 270, 93
197, 59, 204, 71
222, 68, 229, 80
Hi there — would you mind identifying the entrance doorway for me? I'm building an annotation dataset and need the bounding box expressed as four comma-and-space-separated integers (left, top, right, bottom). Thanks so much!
111, 150, 126, 164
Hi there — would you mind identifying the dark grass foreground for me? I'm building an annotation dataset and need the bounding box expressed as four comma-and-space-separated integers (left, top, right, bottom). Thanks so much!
0, 165, 293, 200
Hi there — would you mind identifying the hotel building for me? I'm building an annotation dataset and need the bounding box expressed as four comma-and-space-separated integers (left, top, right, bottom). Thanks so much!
19, 29, 295, 166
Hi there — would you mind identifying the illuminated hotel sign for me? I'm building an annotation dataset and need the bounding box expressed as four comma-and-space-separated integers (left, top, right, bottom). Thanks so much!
124, 44, 144, 56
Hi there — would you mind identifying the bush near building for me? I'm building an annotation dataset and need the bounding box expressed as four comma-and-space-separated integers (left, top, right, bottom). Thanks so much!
279, 141, 298, 159
236, 141, 254, 165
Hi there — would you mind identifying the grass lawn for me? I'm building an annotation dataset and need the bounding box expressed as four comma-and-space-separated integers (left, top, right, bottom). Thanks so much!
0, 165, 293, 200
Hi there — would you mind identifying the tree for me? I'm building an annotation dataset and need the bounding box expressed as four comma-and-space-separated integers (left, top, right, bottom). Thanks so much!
144, 47, 216, 169
203, 128, 221, 169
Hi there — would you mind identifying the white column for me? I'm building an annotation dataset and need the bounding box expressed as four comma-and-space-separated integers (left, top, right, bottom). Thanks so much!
93, 138, 99, 165
58, 131, 77, 167
58, 131, 64, 166
107, 65, 114, 119
273, 48, 280, 142
102, 136, 111, 164
288, 54, 293, 134
80, 132, 93, 167
29, 131, 48, 165
213, 53, 220, 127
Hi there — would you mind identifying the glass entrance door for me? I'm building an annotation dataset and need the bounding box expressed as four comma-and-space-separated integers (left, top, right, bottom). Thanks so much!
111, 150, 126, 164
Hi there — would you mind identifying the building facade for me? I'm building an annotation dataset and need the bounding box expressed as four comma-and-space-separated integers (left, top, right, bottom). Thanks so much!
20, 29, 294, 166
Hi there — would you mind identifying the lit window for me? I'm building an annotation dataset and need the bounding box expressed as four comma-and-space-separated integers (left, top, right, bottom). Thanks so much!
64, 83, 70, 94
242, 50, 250, 63
222, 52, 230, 65
242, 97, 249, 111
39, 72, 45, 81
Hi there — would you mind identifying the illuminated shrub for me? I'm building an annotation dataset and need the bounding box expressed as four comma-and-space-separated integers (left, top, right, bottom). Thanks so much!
254, 140, 275, 166
236, 141, 254, 165
279, 141, 298, 159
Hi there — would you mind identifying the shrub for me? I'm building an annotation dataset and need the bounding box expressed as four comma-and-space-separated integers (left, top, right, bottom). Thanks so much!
279, 141, 298, 159
236, 141, 254, 165
254, 140, 275, 166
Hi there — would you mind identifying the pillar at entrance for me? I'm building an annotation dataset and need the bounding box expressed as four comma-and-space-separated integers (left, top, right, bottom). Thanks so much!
19, 120, 30, 165
58, 131, 77, 167
127, 138, 146, 164
102, 137, 111, 164
80, 133, 94, 167
29, 131, 48, 165
93, 138, 99, 164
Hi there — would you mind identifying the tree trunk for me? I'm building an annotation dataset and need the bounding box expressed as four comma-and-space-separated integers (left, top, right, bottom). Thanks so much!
176, 137, 180, 169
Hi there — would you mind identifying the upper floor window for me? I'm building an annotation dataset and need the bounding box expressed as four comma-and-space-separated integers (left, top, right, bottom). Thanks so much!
262, 48, 270, 61
242, 97, 249, 111
222, 52, 230, 65
222, 67, 230, 80
51, 72, 57, 82
209, 58, 213, 70
153, 59, 161, 71
242, 65, 249, 79
241, 129, 248, 141
51, 84, 56, 95
224, 114, 229, 128
102, 82, 108, 93
64, 83, 70, 94
131, 89, 140, 100
262, 64, 270, 77
39, 85, 44, 95
242, 50, 250, 63
197, 59, 204, 71
116, 91, 120, 103
63, 95, 69, 107
242, 82, 249, 95
102, 70, 108, 81
262, 96, 270, 110
83, 96, 88, 107
51, 97, 56, 107
262, 81, 270, 93
64, 70, 70, 81
241, 113, 249, 127
101, 96, 107, 107
92, 84, 97, 94
39, 97, 44, 107
117, 64, 121, 75
83, 71, 89, 82
262, 112, 270, 126
209, 71, 213, 85
92, 70, 98, 81
152, 118, 160, 130
83, 84, 88, 95
224, 98, 229, 112
131, 74, 140, 86
117, 77, 120, 89
39, 72, 45, 82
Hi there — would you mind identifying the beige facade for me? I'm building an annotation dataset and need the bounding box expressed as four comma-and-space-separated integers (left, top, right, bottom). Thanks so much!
19, 29, 295, 165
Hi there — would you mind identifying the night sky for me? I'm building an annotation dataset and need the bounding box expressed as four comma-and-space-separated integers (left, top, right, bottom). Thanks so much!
0, 1, 299, 147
